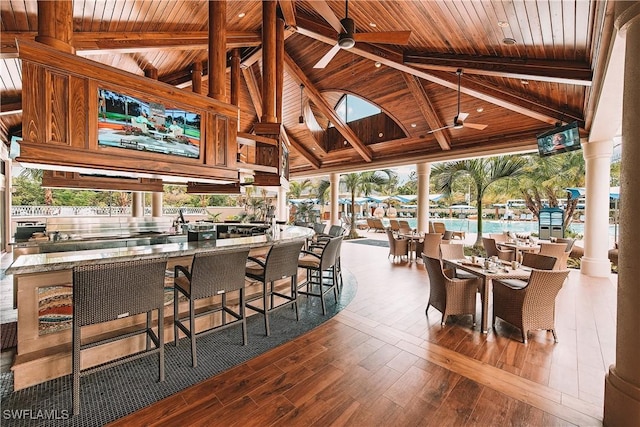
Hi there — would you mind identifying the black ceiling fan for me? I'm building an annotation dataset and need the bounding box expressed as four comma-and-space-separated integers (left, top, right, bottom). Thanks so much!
428, 69, 488, 134
311, 0, 411, 69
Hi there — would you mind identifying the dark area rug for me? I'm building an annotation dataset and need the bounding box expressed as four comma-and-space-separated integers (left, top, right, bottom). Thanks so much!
346, 238, 389, 248
1, 322, 17, 351
0, 272, 357, 427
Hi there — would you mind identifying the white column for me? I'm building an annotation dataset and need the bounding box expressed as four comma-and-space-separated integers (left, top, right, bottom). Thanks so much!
417, 162, 431, 233
277, 186, 287, 222
151, 192, 163, 217
604, 3, 640, 426
330, 173, 340, 226
132, 192, 144, 217
580, 139, 613, 277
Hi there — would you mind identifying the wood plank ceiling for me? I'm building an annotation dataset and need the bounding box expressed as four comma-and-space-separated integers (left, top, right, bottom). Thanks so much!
0, 0, 610, 179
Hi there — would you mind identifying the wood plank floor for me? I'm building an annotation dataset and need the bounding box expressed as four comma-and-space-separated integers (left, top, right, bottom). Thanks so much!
110, 235, 615, 426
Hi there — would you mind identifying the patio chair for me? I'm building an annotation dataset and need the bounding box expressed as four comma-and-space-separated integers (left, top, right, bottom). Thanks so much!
388, 219, 401, 234
398, 220, 413, 234
313, 222, 326, 235
422, 256, 480, 327
430, 221, 446, 235
386, 229, 408, 262
371, 218, 388, 232
422, 233, 443, 258
483, 237, 515, 262
493, 252, 557, 289
438, 243, 477, 281
538, 242, 570, 270
366, 218, 376, 231
489, 233, 508, 244
493, 269, 570, 343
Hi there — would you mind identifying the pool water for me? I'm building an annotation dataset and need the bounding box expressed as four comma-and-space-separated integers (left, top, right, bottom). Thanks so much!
387, 218, 617, 237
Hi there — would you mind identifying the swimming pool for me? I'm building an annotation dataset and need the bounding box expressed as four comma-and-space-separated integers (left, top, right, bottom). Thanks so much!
388, 218, 617, 237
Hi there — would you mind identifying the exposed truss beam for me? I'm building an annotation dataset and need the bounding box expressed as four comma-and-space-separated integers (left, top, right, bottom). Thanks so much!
284, 52, 372, 162
278, 0, 297, 28
242, 64, 264, 121
0, 96, 22, 116
1, 31, 261, 58
295, 15, 580, 126
282, 129, 320, 169
404, 52, 592, 86
401, 74, 450, 150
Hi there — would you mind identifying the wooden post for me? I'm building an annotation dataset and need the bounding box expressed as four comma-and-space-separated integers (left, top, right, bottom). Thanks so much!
261, 0, 277, 123
276, 17, 285, 123
208, 0, 226, 102
231, 49, 241, 106
192, 61, 203, 94
36, 0, 75, 54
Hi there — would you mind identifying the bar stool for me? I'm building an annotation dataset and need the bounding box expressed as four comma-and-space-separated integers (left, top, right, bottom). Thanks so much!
297, 236, 343, 315
72, 258, 168, 415
173, 248, 250, 367
245, 241, 305, 336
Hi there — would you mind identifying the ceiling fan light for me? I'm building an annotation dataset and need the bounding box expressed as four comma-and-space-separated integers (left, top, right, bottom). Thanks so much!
453, 122, 464, 130
338, 35, 356, 49
298, 115, 304, 124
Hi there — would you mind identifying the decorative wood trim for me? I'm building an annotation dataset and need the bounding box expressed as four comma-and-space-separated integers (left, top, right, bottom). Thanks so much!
283, 130, 321, 169
237, 132, 278, 146
186, 182, 241, 194
42, 170, 163, 192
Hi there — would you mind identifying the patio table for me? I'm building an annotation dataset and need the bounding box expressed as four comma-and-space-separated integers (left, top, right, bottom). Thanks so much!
498, 241, 540, 262
444, 258, 531, 333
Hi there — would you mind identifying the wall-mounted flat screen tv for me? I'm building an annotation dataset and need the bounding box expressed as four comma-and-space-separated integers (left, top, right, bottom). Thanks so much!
536, 121, 581, 157
97, 88, 201, 159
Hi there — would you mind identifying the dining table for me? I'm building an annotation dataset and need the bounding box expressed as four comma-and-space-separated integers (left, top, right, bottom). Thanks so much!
399, 232, 423, 262
444, 258, 532, 333
498, 241, 540, 262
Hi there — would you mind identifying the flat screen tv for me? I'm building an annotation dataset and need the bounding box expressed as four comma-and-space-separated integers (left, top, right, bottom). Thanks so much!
97, 88, 201, 159
536, 121, 581, 157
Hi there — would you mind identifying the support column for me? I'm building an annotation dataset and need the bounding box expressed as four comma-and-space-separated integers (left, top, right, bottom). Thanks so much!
152, 193, 163, 217
277, 186, 288, 223
330, 173, 340, 226
192, 61, 203, 95
132, 192, 144, 218
208, 0, 226, 102
604, 3, 640, 426
276, 17, 285, 122
580, 139, 613, 277
417, 162, 431, 233
261, 0, 277, 123
35, 0, 74, 54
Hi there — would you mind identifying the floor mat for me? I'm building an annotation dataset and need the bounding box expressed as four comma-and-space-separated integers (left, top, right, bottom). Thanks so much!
346, 238, 389, 248
0, 271, 357, 427
0, 322, 17, 351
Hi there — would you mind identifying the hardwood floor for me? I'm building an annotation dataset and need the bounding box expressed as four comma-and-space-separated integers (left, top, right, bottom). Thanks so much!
110, 236, 615, 426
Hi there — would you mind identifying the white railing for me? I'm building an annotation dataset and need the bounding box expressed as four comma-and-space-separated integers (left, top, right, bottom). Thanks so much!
11, 205, 209, 217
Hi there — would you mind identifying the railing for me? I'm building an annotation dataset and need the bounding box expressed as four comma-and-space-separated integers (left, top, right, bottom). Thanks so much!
11, 206, 209, 217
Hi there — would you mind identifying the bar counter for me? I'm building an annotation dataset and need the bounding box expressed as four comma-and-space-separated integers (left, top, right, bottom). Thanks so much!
7, 225, 314, 390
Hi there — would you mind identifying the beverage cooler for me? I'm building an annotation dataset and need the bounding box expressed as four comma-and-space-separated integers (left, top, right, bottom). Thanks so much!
538, 207, 564, 239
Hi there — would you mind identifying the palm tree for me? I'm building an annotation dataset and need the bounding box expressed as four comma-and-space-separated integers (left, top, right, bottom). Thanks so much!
288, 179, 312, 199
518, 152, 585, 226
19, 168, 53, 205
432, 156, 527, 246
313, 179, 330, 220
341, 170, 395, 239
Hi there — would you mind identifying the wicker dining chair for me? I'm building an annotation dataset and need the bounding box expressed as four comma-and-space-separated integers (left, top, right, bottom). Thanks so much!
72, 258, 168, 415
538, 242, 570, 270
386, 229, 408, 262
245, 240, 305, 336
493, 269, 570, 343
422, 255, 480, 327
438, 243, 477, 281
173, 248, 250, 367
421, 233, 443, 258
483, 237, 515, 262
493, 252, 557, 289
298, 236, 343, 315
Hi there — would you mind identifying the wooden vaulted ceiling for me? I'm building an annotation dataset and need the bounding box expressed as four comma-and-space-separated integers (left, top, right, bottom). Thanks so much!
0, 0, 611, 178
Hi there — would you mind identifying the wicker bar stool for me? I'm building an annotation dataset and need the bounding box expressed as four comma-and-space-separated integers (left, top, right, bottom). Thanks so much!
173, 248, 250, 367
245, 240, 305, 336
297, 236, 343, 315
72, 258, 168, 415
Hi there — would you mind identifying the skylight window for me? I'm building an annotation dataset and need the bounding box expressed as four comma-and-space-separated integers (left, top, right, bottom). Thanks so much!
331, 94, 381, 127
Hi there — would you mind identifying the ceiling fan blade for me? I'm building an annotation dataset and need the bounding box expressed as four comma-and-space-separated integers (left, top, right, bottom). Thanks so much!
354, 31, 411, 45
427, 124, 454, 134
457, 112, 469, 122
313, 44, 341, 69
308, 0, 345, 33
463, 122, 488, 130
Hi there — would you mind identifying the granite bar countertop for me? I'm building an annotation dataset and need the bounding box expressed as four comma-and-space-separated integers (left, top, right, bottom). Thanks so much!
7, 225, 314, 276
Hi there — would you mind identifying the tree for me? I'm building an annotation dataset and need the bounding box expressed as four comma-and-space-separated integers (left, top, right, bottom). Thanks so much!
518, 152, 585, 226
432, 156, 527, 246
341, 170, 395, 239
17, 168, 53, 205
288, 179, 312, 199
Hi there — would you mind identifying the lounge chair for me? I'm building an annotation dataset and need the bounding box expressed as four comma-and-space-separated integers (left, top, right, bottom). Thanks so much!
430, 221, 446, 236
366, 218, 376, 231
398, 220, 413, 234
388, 219, 400, 234
371, 218, 387, 233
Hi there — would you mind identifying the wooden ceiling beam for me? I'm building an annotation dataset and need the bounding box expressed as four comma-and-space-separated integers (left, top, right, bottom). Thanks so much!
404, 52, 592, 86
295, 16, 578, 126
1, 31, 261, 58
282, 130, 321, 169
401, 74, 450, 150
242, 63, 264, 121
284, 52, 372, 162
278, 0, 297, 28
0, 96, 22, 116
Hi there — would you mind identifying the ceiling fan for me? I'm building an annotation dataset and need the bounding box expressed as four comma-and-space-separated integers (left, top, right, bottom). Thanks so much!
311, 0, 412, 69
428, 69, 488, 134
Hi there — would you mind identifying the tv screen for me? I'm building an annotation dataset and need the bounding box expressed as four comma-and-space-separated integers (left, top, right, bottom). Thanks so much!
97, 88, 201, 159
537, 122, 581, 157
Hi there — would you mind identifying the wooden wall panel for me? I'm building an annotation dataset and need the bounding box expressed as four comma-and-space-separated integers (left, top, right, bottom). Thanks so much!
22, 62, 43, 143
69, 76, 88, 149
48, 72, 69, 145
216, 115, 228, 167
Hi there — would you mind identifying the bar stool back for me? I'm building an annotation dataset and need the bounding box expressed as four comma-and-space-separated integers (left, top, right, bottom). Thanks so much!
173, 248, 250, 367
245, 240, 305, 336
72, 258, 168, 415
298, 236, 343, 315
